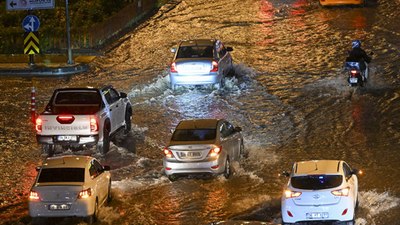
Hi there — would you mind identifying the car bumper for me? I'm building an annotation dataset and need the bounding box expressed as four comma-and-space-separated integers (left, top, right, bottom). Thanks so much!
281, 198, 355, 223
169, 72, 221, 86
36, 135, 99, 145
29, 198, 95, 218
319, 0, 364, 5
163, 156, 225, 176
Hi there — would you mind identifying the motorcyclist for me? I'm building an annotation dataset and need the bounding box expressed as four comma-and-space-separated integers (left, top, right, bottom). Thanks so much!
346, 40, 372, 80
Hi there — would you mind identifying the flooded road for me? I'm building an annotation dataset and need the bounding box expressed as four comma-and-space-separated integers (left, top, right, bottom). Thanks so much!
1, 0, 400, 224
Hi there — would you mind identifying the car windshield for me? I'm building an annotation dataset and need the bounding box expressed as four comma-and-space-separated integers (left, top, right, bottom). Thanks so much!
172, 129, 216, 141
176, 46, 213, 58
291, 175, 343, 190
38, 168, 85, 183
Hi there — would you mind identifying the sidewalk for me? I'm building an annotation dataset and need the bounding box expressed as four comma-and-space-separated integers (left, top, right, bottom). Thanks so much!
0, 54, 96, 77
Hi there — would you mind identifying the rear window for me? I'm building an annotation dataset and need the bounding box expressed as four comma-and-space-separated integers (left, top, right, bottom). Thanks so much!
291, 175, 343, 190
172, 129, 216, 141
54, 91, 101, 105
176, 46, 213, 58
38, 168, 85, 183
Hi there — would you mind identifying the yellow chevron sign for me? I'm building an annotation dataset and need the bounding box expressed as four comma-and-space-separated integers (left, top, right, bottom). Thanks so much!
24, 32, 40, 55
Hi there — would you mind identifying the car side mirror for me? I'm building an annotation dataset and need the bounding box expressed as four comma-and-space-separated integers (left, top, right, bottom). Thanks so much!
103, 165, 111, 171
35, 166, 41, 172
280, 171, 290, 177
226, 46, 233, 52
120, 92, 127, 98
234, 127, 242, 132
171, 47, 177, 53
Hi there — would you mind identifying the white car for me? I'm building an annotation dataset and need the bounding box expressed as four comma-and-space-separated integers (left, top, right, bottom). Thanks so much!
281, 160, 359, 225
29, 155, 111, 224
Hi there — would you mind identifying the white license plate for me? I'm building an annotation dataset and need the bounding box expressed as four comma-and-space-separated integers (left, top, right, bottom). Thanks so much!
180, 152, 201, 158
49, 204, 71, 210
306, 212, 329, 219
57, 135, 77, 141
349, 77, 358, 83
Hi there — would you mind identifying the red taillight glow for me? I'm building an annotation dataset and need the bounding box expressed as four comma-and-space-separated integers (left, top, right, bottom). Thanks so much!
208, 146, 222, 157
56, 115, 75, 124
163, 148, 174, 158
284, 190, 302, 198
350, 70, 358, 75
78, 188, 92, 199
210, 61, 218, 72
35, 118, 42, 132
29, 191, 39, 200
332, 187, 350, 196
287, 210, 294, 217
170, 62, 178, 73
342, 208, 348, 216
90, 117, 98, 132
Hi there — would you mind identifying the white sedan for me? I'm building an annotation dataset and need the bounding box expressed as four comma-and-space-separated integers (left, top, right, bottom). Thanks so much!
281, 160, 359, 225
29, 155, 111, 224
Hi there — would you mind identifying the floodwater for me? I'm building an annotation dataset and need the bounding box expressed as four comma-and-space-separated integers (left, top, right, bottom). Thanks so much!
0, 0, 400, 224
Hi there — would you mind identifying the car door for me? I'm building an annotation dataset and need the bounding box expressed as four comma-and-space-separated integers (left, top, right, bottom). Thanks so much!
219, 121, 237, 161
343, 162, 358, 205
104, 88, 124, 133
90, 160, 108, 204
215, 40, 231, 76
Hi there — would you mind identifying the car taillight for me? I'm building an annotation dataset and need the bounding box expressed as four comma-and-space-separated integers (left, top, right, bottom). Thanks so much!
331, 187, 350, 196
208, 145, 222, 157
210, 61, 218, 72
284, 190, 302, 198
170, 62, 178, 73
350, 69, 358, 75
29, 191, 39, 200
56, 115, 75, 124
78, 188, 92, 199
35, 117, 42, 132
90, 117, 98, 132
163, 147, 174, 158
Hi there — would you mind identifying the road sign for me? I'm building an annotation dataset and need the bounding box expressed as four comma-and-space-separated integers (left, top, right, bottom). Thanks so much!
24, 32, 40, 55
6, 0, 55, 11
22, 15, 40, 32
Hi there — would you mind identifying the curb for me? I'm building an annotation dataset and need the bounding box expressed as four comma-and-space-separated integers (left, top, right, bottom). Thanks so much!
0, 64, 89, 77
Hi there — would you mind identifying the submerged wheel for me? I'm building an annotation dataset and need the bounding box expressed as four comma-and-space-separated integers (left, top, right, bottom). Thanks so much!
85, 200, 98, 224
42, 144, 55, 157
168, 175, 177, 182
97, 125, 110, 155
124, 108, 132, 134
224, 157, 231, 179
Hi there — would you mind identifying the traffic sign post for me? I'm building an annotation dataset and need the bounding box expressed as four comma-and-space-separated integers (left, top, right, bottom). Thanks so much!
22, 15, 40, 32
6, 0, 55, 11
22, 14, 40, 67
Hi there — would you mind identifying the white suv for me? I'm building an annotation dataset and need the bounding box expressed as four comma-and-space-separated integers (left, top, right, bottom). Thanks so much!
29, 155, 111, 224
281, 160, 359, 225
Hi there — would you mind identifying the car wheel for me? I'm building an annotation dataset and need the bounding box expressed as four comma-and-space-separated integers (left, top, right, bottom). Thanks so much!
224, 157, 231, 179
97, 126, 110, 155
239, 141, 245, 159
168, 175, 177, 182
85, 200, 98, 224
42, 144, 54, 157
107, 180, 112, 203
124, 109, 132, 134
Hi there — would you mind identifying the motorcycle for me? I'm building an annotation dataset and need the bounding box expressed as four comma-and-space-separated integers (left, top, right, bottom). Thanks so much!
344, 61, 369, 87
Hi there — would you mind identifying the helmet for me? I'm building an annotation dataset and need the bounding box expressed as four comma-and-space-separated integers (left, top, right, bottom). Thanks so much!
352, 40, 361, 49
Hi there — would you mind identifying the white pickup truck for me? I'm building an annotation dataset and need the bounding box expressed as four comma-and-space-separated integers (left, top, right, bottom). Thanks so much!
35, 86, 132, 156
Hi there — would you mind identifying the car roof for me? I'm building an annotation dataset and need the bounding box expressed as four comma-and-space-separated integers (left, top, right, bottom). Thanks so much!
176, 119, 220, 129
42, 155, 93, 169
293, 160, 342, 176
179, 39, 215, 47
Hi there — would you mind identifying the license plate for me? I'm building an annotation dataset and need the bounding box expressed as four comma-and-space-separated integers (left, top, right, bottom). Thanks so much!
49, 204, 71, 210
306, 212, 329, 219
349, 77, 358, 83
180, 151, 201, 158
57, 135, 77, 141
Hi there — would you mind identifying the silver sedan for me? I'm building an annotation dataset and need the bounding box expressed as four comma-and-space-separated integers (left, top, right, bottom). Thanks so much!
163, 119, 244, 181
169, 39, 234, 90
